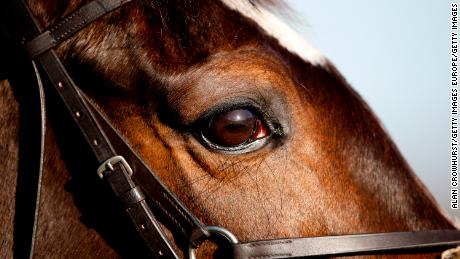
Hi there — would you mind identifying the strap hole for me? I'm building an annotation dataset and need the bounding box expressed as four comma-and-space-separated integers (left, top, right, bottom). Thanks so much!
140, 224, 146, 230
58, 81, 64, 88
75, 111, 81, 117
93, 139, 99, 146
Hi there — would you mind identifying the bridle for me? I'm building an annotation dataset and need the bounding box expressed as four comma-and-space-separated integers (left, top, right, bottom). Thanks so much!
1, 0, 459, 258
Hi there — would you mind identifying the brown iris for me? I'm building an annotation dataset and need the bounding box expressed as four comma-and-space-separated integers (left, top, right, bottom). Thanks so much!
204, 108, 268, 147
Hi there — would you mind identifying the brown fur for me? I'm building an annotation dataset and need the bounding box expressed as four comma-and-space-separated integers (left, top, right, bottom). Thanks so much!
0, 0, 455, 258
0, 80, 19, 256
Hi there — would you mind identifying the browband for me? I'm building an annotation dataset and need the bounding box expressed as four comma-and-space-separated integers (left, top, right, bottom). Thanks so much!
1, 0, 460, 258
25, 0, 132, 59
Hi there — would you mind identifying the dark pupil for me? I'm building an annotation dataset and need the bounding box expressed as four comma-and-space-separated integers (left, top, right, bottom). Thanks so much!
207, 109, 257, 147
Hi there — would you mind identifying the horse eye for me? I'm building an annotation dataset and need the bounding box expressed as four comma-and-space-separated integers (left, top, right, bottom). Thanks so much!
202, 108, 269, 148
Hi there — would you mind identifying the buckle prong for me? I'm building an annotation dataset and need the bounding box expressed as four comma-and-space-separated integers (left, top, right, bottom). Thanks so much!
97, 155, 133, 179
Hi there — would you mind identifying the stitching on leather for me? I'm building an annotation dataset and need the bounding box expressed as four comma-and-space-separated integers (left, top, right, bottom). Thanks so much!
54, 19, 86, 41
50, 12, 78, 33
50, 0, 132, 42
154, 200, 187, 236
249, 240, 292, 247
248, 254, 291, 259
162, 192, 194, 226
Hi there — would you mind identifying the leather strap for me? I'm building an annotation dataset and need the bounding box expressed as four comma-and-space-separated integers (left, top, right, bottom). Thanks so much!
25, 0, 132, 59
83, 93, 210, 247
27, 3, 210, 259
0, 0, 209, 258
28, 19, 181, 259
29, 61, 46, 259
4, 0, 460, 259
232, 230, 460, 258
0, 2, 46, 258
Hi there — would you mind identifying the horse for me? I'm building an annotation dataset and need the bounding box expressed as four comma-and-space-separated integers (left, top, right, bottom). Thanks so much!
0, 0, 457, 258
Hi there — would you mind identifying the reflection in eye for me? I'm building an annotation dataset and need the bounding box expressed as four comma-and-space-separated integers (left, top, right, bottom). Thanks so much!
203, 108, 269, 147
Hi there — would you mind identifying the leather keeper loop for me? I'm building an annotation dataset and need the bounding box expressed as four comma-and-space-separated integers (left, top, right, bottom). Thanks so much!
121, 185, 146, 210
24, 30, 56, 59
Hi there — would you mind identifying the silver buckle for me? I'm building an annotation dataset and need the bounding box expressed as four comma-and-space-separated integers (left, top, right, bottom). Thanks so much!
97, 155, 133, 179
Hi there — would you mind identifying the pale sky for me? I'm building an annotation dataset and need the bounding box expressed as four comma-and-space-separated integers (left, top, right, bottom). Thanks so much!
283, 0, 455, 217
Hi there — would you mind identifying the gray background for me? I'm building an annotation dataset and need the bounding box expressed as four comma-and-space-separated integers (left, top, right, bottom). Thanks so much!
282, 0, 457, 218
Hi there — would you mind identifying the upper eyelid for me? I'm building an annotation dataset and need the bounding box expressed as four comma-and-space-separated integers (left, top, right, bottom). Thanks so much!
196, 99, 262, 120
192, 101, 272, 132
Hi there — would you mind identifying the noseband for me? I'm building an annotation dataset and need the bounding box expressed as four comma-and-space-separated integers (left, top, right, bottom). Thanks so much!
1, 0, 459, 258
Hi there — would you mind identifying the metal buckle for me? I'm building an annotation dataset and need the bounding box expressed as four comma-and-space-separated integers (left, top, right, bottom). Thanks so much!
97, 155, 133, 179
188, 226, 238, 259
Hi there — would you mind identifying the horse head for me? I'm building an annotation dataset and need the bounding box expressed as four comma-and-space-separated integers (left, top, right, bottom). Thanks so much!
0, 0, 455, 258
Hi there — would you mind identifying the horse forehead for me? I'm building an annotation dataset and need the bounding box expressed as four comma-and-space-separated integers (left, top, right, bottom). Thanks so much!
219, 0, 327, 66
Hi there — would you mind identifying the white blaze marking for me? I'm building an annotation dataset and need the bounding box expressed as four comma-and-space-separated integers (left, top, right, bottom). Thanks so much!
220, 0, 327, 66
